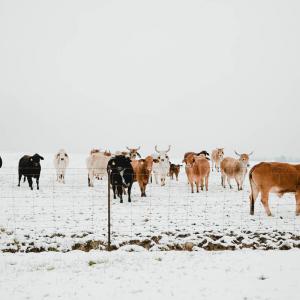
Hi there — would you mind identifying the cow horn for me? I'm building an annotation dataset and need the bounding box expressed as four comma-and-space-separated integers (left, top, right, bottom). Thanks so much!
249, 151, 254, 156
166, 145, 171, 153
136, 146, 141, 150
155, 145, 159, 153
126, 146, 131, 151
234, 150, 241, 156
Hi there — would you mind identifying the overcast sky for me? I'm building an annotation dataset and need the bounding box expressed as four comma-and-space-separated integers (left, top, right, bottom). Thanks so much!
0, 0, 299, 159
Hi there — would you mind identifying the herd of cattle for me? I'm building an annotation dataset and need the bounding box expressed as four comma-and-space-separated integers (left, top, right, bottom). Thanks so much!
0, 147, 299, 216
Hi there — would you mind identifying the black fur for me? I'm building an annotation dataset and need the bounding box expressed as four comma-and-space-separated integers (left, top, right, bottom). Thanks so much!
107, 155, 134, 203
18, 154, 44, 190
0, 156, 2, 168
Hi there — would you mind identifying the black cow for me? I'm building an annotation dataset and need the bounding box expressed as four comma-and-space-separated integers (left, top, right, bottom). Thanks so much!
0, 156, 2, 168
107, 155, 134, 203
18, 154, 44, 190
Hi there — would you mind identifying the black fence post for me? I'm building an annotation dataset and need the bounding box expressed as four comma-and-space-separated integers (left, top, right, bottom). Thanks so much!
107, 169, 111, 251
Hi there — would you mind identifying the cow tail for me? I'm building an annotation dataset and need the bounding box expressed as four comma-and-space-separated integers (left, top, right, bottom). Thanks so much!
249, 166, 257, 215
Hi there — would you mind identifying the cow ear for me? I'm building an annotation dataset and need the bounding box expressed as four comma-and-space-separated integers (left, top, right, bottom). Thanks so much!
39, 155, 44, 160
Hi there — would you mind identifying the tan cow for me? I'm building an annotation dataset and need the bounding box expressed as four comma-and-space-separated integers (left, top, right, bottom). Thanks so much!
86, 149, 112, 187
249, 162, 300, 216
185, 154, 210, 193
220, 151, 252, 191
211, 148, 224, 172
131, 156, 156, 197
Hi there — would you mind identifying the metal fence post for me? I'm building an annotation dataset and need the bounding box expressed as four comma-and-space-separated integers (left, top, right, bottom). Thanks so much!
107, 169, 111, 251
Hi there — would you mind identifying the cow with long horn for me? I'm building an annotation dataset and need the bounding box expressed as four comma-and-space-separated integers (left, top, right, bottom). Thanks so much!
152, 145, 171, 186
220, 151, 253, 190
126, 146, 141, 160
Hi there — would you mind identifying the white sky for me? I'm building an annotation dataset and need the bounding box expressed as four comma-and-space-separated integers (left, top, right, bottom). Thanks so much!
0, 0, 299, 159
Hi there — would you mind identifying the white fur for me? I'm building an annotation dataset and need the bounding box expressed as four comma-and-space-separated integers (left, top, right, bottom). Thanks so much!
86, 151, 111, 187
152, 146, 171, 186
54, 149, 69, 184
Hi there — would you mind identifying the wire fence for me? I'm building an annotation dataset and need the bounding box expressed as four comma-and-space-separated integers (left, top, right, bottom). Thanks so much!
0, 167, 300, 252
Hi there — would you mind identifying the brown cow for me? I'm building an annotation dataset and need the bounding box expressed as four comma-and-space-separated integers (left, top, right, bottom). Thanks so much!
169, 163, 181, 181
211, 148, 224, 172
249, 162, 300, 216
132, 156, 156, 197
220, 151, 252, 191
185, 154, 210, 193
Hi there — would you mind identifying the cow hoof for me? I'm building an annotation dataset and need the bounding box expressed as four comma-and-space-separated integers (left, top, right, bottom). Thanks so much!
128, 199, 131, 203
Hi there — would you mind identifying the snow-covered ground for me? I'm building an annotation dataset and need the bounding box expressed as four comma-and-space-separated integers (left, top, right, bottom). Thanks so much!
1, 250, 300, 300
0, 153, 300, 252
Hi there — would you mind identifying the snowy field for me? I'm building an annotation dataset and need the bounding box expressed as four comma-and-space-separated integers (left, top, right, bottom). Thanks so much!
0, 153, 300, 252
1, 250, 300, 300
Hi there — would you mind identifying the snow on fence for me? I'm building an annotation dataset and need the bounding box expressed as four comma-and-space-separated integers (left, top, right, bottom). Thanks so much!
0, 167, 300, 252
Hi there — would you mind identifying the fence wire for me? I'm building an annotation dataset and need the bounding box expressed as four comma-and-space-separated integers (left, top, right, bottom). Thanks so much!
0, 167, 300, 252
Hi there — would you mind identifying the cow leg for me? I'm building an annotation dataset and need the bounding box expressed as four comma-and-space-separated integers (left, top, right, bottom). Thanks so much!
117, 185, 123, 203
112, 185, 117, 199
205, 175, 209, 191
36, 176, 40, 190
227, 177, 232, 189
190, 181, 194, 193
154, 173, 159, 185
27, 176, 33, 190
18, 172, 22, 187
127, 183, 132, 202
88, 172, 94, 187
235, 178, 240, 190
221, 174, 225, 188
261, 190, 272, 216
295, 191, 300, 216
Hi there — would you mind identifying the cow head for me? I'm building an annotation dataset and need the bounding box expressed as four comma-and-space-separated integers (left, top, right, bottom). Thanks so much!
126, 146, 141, 159
104, 150, 112, 157
90, 149, 100, 155
140, 156, 155, 172
235, 151, 253, 167
155, 145, 171, 163
185, 154, 196, 167
56, 149, 68, 162
30, 153, 44, 167
217, 148, 224, 159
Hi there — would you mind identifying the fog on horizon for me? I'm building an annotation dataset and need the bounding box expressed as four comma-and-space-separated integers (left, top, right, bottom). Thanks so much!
1, 0, 299, 160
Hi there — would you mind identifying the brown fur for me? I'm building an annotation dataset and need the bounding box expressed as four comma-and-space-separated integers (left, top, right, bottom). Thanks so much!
185, 154, 210, 193
131, 156, 154, 197
169, 164, 181, 181
249, 162, 300, 216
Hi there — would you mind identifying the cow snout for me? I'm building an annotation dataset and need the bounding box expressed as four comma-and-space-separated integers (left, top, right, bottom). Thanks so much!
60, 158, 64, 161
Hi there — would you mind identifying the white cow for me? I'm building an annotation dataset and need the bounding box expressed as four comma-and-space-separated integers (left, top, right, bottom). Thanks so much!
54, 149, 69, 184
152, 145, 171, 186
86, 149, 112, 187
